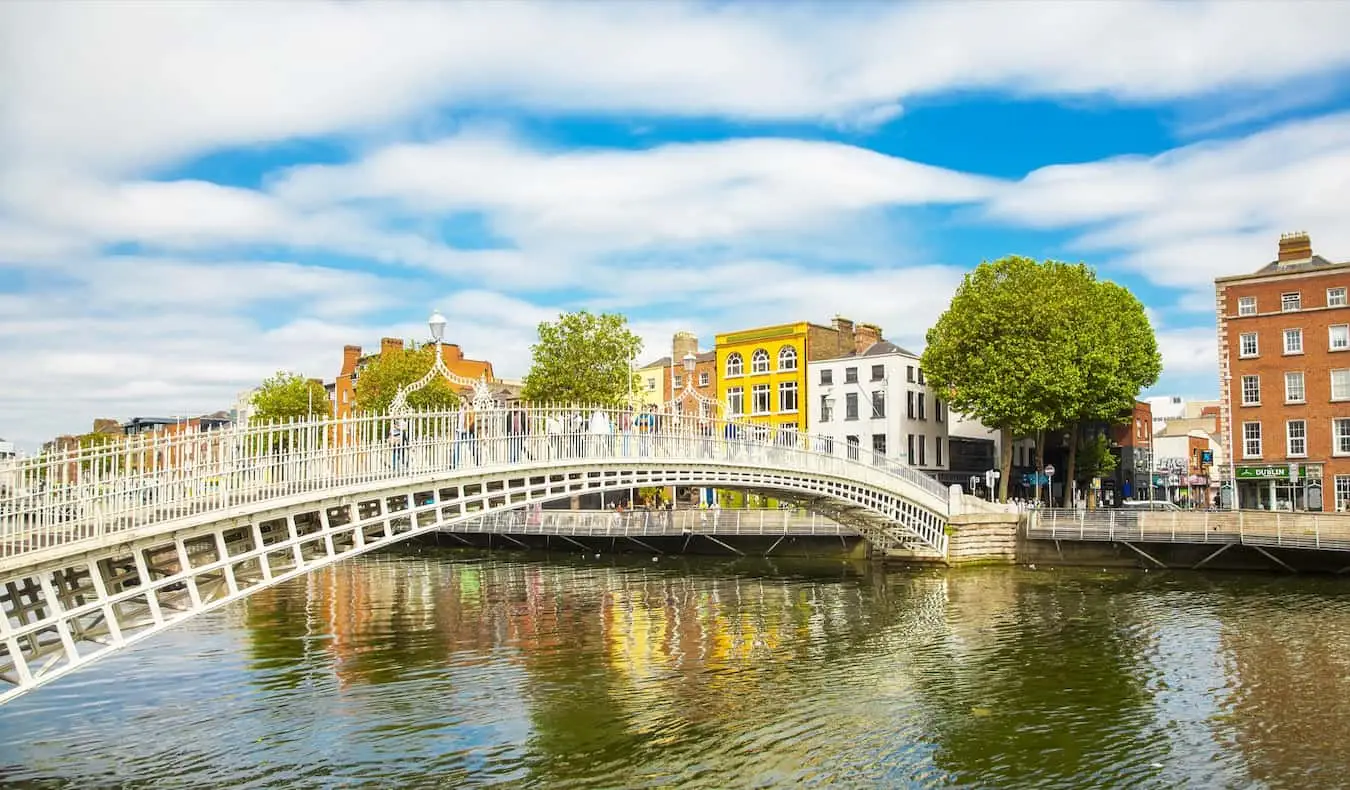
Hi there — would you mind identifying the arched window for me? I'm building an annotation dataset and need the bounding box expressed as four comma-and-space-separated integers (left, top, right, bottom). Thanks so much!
725, 352, 744, 377
751, 348, 770, 374
777, 345, 798, 371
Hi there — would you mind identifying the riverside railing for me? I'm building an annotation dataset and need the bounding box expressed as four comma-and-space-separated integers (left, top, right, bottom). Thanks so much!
1026, 508, 1350, 552
456, 507, 854, 538
0, 406, 950, 559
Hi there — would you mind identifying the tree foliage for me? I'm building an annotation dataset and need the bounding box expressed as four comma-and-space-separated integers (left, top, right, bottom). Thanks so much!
522, 311, 643, 405
923, 256, 1160, 502
251, 371, 332, 423
354, 345, 461, 414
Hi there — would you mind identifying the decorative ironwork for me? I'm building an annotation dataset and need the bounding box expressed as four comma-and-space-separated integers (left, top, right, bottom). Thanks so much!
390, 311, 498, 414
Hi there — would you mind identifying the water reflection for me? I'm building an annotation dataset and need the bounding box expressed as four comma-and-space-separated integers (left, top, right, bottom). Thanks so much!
0, 552, 1348, 788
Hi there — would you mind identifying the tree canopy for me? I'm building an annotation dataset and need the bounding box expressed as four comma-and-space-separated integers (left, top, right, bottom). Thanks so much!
522, 311, 643, 405
251, 371, 332, 423
922, 256, 1160, 502
354, 345, 461, 414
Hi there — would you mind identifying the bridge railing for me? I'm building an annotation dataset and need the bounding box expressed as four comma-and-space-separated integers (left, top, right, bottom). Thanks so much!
456, 507, 854, 538
1027, 508, 1350, 551
0, 406, 949, 558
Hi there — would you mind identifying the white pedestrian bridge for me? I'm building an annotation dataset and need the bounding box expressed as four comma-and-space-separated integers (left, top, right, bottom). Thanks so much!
0, 406, 980, 703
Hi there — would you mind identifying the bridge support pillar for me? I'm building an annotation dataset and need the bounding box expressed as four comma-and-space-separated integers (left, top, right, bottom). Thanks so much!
943, 513, 1019, 566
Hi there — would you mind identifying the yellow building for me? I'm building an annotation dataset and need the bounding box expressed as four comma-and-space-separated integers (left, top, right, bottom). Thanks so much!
715, 316, 879, 438
634, 357, 670, 408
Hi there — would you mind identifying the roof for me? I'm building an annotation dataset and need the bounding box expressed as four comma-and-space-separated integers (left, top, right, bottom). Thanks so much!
1217, 255, 1348, 283
637, 355, 671, 370
809, 340, 918, 362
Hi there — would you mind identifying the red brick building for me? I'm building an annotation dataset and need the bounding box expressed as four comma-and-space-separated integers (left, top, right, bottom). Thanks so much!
1216, 233, 1350, 512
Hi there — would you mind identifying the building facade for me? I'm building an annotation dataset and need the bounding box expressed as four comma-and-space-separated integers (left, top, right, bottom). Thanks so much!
805, 341, 949, 475
334, 337, 496, 418
1216, 233, 1350, 512
635, 332, 719, 414
715, 317, 879, 439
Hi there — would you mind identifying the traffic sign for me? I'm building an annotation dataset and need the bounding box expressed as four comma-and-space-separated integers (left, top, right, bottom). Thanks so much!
1044, 465, 1055, 477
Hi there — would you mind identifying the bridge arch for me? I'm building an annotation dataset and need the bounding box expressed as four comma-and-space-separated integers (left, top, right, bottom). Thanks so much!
0, 407, 958, 703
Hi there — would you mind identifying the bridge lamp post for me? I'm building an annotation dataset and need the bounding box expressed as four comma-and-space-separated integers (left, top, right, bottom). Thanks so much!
388, 310, 497, 416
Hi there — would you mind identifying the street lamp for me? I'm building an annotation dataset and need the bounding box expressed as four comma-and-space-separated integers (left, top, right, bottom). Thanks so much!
388, 310, 497, 414
429, 310, 447, 345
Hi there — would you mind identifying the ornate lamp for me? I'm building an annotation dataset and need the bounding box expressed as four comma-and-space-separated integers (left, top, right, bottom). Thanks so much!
663, 351, 727, 418
389, 310, 498, 414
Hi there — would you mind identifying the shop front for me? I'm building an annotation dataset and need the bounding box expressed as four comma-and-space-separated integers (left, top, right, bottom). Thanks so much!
1235, 464, 1324, 511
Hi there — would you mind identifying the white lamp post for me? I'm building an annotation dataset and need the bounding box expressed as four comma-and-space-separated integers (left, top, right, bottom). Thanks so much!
389, 310, 497, 414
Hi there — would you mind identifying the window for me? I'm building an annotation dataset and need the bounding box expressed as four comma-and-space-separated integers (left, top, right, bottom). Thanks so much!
820, 369, 833, 385
646, 379, 657, 391
1287, 420, 1307, 457
1284, 328, 1303, 355
845, 392, 859, 421
1243, 421, 1262, 458
777, 346, 797, 371
1333, 369, 1350, 401
935, 399, 944, 424
871, 390, 886, 418
1238, 296, 1257, 316
918, 393, 927, 420
726, 353, 743, 378
846, 435, 860, 461
1334, 418, 1350, 456
918, 436, 927, 466
872, 434, 886, 457
820, 395, 833, 423
1331, 324, 1350, 351
1241, 375, 1260, 406
918, 369, 926, 385
751, 384, 771, 414
1240, 332, 1259, 358
673, 375, 682, 389
1337, 475, 1350, 513
727, 387, 744, 416
936, 436, 944, 467
871, 364, 885, 382
1285, 371, 1305, 403
1329, 288, 1348, 308
1282, 292, 1301, 312
907, 391, 916, 419
906, 366, 915, 383
751, 349, 770, 374
698, 371, 709, 387
778, 381, 798, 413
845, 367, 858, 384
907, 434, 915, 465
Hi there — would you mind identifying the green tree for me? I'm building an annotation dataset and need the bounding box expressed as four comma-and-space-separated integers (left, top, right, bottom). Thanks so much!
1058, 281, 1161, 506
522, 310, 643, 405
1074, 432, 1119, 509
354, 344, 461, 414
251, 371, 332, 423
922, 257, 1086, 501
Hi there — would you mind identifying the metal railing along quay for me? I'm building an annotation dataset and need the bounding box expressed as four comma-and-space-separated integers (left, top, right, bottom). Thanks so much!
455, 508, 855, 539
1027, 508, 1350, 553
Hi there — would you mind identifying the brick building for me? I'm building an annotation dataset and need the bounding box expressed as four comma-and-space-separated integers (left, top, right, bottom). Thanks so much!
1216, 233, 1350, 512
333, 337, 495, 418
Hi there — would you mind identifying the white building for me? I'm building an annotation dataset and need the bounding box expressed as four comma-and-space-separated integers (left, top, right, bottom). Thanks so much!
805, 342, 949, 474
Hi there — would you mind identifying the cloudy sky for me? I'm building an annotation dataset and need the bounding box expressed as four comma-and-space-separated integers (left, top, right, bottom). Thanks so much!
3, 1, 1350, 449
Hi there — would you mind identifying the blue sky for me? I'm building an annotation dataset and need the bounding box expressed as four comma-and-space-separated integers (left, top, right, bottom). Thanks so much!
3, 1, 1350, 448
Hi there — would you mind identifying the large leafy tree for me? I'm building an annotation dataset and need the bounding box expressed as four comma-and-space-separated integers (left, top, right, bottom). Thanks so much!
251, 371, 332, 423
923, 257, 1090, 502
354, 344, 461, 414
522, 311, 643, 405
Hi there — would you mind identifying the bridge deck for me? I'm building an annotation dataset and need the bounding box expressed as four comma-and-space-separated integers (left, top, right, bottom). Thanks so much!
1027, 508, 1350, 553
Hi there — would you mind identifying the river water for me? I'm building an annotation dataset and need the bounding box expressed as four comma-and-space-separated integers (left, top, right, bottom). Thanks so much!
2, 549, 1349, 789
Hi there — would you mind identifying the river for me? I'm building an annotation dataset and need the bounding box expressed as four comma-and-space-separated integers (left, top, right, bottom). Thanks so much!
1, 549, 1349, 788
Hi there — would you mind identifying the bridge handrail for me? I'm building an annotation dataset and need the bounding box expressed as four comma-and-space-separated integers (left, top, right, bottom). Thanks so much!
0, 406, 948, 558
458, 507, 852, 537
1026, 507, 1350, 551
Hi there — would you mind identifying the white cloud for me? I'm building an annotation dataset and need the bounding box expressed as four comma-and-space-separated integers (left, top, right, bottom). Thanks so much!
4, 2, 1350, 175
987, 112, 1350, 291
1156, 327, 1219, 378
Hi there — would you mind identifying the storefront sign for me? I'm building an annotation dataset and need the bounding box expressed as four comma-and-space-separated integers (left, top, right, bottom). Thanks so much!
1235, 464, 1318, 480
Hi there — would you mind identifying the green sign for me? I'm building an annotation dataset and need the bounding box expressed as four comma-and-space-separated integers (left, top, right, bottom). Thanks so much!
1234, 464, 1316, 480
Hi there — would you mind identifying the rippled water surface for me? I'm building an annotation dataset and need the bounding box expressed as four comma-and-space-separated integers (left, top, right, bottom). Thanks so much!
3, 549, 1350, 788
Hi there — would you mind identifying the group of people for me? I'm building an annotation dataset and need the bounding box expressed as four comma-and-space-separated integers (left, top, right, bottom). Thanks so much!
386, 405, 802, 470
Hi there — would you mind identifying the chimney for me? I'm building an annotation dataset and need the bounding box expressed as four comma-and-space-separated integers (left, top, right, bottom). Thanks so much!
380, 337, 404, 356
342, 344, 362, 374
854, 323, 882, 354
672, 331, 698, 362
831, 316, 856, 356
1278, 231, 1312, 263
